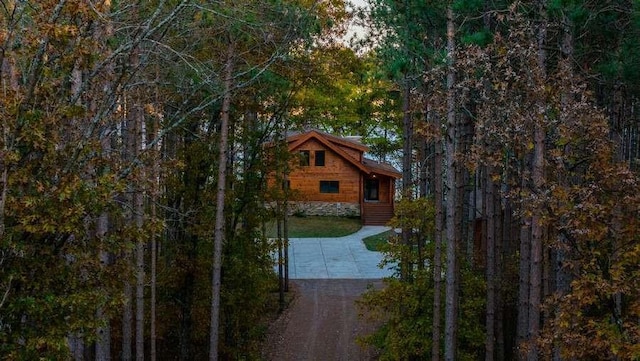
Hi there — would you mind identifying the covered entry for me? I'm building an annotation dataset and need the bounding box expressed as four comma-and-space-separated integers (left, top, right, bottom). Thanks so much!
364, 178, 379, 201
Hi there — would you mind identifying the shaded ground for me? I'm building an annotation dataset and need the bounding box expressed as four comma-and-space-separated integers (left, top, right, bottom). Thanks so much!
263, 279, 383, 361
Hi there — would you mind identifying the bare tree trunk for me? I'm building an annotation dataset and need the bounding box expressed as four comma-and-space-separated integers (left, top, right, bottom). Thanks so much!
444, 4, 458, 361
283, 117, 290, 292
283, 181, 289, 292
276, 119, 285, 310
277, 203, 284, 310
486, 167, 496, 361
122, 280, 133, 361
95, 4, 114, 357
66, 55, 86, 361
432, 104, 444, 361
69, 335, 85, 361
95, 305, 110, 361
96, 135, 112, 361
419, 139, 429, 197
517, 204, 530, 359
209, 42, 234, 361
134, 104, 145, 361
553, 11, 574, 361
150, 105, 160, 361
401, 77, 413, 280
528, 134, 544, 361
0, 158, 7, 241
122, 114, 135, 361
495, 189, 505, 361
527, 2, 547, 359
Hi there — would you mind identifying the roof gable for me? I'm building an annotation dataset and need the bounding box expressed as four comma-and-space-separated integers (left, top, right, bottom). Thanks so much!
287, 130, 368, 152
288, 131, 371, 174
284, 130, 401, 179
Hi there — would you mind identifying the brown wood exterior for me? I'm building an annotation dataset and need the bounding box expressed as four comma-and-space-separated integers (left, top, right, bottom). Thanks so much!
288, 138, 361, 203
271, 130, 401, 225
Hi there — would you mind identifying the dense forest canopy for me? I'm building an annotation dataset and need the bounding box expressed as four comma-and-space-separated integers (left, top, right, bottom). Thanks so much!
0, 0, 639, 360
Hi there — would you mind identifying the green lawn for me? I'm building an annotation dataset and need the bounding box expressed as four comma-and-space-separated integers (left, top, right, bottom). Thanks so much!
265, 215, 362, 238
362, 230, 393, 252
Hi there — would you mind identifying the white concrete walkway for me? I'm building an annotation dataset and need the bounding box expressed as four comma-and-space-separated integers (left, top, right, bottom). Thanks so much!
274, 226, 397, 279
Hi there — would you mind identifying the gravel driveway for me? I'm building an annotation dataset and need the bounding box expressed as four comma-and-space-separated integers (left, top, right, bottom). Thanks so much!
263, 279, 384, 361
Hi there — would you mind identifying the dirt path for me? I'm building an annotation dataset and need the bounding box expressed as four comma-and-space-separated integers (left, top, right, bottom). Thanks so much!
263, 279, 383, 361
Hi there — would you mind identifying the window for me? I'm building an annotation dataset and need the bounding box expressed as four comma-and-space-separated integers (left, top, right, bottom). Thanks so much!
315, 150, 325, 166
320, 181, 339, 193
299, 150, 310, 166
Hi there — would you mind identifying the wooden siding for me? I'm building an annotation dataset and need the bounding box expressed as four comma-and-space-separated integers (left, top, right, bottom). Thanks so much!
288, 139, 361, 203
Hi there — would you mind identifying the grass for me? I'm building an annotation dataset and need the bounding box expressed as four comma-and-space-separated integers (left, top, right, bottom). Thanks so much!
362, 230, 393, 252
264, 215, 362, 238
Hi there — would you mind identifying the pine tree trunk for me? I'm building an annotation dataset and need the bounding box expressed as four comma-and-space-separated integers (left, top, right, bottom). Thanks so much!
495, 185, 505, 361
527, 2, 547, 359
96, 208, 111, 361
95, 6, 113, 357
122, 280, 133, 361
277, 202, 284, 310
485, 167, 496, 361
419, 139, 429, 197
122, 110, 135, 361
283, 182, 289, 292
517, 203, 530, 359
134, 104, 145, 361
67, 56, 85, 361
150, 106, 160, 361
401, 77, 413, 280
69, 335, 85, 360
0, 160, 7, 241
432, 103, 444, 361
276, 121, 285, 310
444, 4, 458, 361
95, 303, 110, 361
209, 42, 234, 361
0, 52, 18, 244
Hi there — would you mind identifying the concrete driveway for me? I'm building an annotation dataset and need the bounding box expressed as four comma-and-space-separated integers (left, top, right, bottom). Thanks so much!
274, 226, 397, 279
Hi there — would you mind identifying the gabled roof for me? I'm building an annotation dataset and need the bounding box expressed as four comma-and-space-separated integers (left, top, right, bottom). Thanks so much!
363, 158, 402, 179
286, 130, 402, 179
286, 129, 368, 152
288, 130, 371, 174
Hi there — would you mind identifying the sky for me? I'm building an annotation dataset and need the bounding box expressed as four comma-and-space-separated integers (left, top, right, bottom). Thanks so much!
344, 0, 370, 44
349, 0, 369, 7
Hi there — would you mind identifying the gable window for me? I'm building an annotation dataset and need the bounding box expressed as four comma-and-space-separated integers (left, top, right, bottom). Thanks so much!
299, 150, 310, 166
315, 150, 325, 166
320, 180, 339, 193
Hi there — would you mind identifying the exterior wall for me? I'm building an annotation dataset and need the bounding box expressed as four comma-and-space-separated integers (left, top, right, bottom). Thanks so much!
379, 177, 392, 203
288, 139, 361, 204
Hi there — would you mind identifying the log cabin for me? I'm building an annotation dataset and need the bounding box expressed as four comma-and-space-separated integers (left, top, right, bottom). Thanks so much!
270, 130, 401, 225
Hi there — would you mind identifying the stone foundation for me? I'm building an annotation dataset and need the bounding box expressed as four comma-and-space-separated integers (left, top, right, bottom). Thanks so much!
287, 201, 360, 218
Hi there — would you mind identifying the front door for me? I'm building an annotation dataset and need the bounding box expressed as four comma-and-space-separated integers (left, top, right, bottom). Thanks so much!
364, 178, 379, 201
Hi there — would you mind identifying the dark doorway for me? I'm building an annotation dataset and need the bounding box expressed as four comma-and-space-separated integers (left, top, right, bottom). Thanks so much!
364, 178, 379, 201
